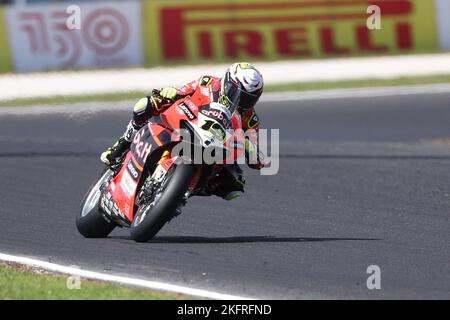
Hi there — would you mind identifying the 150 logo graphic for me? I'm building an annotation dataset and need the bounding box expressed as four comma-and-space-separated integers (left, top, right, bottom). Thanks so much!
5, 1, 143, 71
143, 0, 437, 64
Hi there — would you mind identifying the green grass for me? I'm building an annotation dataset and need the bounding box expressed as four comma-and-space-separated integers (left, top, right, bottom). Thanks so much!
1, 74, 450, 107
0, 263, 189, 300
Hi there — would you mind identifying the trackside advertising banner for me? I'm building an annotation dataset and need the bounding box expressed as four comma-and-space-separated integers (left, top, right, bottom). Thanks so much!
5, 1, 143, 72
142, 0, 438, 65
0, 0, 448, 73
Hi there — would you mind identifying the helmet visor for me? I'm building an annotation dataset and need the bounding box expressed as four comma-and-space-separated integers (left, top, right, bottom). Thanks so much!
239, 88, 262, 111
221, 72, 241, 114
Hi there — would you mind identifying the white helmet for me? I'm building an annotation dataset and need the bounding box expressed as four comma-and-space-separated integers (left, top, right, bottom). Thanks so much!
220, 62, 264, 112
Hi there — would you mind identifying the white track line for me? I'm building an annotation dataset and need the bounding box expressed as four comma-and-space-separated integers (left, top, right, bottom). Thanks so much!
0, 252, 253, 300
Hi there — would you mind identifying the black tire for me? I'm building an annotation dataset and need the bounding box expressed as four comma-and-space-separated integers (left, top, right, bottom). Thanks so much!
130, 163, 195, 242
76, 169, 117, 238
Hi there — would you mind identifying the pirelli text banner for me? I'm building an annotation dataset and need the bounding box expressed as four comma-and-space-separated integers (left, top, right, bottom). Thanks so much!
143, 0, 438, 64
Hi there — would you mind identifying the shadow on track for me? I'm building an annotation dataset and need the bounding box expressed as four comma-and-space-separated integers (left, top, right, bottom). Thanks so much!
109, 235, 380, 244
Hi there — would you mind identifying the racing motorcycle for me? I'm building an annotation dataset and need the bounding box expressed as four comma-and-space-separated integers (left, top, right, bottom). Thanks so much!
76, 89, 246, 242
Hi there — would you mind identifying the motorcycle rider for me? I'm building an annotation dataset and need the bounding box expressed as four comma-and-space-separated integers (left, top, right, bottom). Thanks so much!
101, 62, 264, 200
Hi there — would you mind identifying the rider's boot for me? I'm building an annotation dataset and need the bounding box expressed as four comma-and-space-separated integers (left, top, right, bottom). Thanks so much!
205, 165, 245, 200
101, 120, 139, 166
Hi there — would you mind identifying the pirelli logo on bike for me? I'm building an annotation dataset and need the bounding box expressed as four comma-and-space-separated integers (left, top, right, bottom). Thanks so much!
143, 0, 437, 63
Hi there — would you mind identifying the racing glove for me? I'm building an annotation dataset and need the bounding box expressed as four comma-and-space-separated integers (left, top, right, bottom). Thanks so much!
160, 87, 178, 100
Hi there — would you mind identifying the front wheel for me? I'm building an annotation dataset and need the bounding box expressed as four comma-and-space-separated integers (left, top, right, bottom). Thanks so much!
130, 163, 195, 242
76, 169, 117, 238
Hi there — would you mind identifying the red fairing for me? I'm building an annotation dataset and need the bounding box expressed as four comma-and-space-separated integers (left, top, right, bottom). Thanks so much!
108, 152, 143, 222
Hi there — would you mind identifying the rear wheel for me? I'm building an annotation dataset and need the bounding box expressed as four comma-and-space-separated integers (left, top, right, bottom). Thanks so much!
76, 169, 117, 238
130, 163, 195, 242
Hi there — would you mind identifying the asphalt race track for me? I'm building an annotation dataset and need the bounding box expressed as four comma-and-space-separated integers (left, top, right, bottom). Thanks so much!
0, 91, 449, 299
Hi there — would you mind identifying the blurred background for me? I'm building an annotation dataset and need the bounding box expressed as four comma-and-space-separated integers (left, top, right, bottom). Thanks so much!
0, 0, 447, 73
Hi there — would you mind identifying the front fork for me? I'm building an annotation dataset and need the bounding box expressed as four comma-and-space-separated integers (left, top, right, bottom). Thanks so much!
153, 150, 206, 218
142, 149, 205, 204
157, 147, 207, 196
188, 165, 204, 193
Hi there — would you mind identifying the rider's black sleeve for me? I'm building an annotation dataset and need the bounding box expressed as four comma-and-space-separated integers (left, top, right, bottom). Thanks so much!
132, 90, 181, 127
